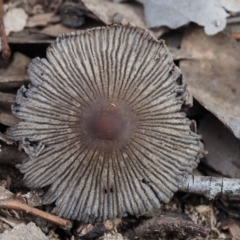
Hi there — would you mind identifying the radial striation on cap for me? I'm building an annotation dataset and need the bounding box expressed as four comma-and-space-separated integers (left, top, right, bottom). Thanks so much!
7, 24, 205, 222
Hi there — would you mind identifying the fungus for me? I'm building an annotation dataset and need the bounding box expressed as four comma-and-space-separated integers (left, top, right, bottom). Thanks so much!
7, 24, 205, 223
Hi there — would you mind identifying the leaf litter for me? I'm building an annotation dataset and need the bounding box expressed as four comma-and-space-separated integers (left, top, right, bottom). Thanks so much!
0, 0, 240, 239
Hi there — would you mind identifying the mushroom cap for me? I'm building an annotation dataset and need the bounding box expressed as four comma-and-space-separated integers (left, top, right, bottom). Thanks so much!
7, 24, 205, 223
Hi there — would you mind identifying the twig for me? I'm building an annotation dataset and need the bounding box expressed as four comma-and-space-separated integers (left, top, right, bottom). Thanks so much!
0, 199, 72, 229
180, 175, 240, 199
231, 33, 240, 40
0, 0, 11, 59
227, 16, 240, 24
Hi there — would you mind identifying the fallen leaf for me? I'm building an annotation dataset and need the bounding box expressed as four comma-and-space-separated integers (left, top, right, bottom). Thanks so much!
8, 29, 53, 44
0, 92, 15, 104
26, 13, 60, 28
0, 186, 14, 200
79, 0, 150, 33
0, 52, 31, 76
221, 0, 240, 12
0, 132, 13, 145
3, 6, 28, 36
138, 0, 240, 35
0, 52, 30, 89
199, 114, 240, 178
221, 218, 240, 240
180, 26, 240, 139
0, 112, 19, 127
39, 23, 76, 37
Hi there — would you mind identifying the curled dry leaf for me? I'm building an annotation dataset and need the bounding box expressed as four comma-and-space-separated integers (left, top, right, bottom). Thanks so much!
138, 0, 240, 35
180, 26, 240, 139
7, 25, 205, 222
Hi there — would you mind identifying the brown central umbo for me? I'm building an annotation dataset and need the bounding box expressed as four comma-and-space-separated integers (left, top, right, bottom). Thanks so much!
86, 110, 127, 140
79, 100, 136, 149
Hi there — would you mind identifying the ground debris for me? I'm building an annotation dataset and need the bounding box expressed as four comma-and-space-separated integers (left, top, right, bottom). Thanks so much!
199, 114, 240, 178
78, 0, 152, 35
75, 222, 105, 239
0, 1, 240, 239
134, 212, 209, 240
0, 144, 27, 165
3, 4, 28, 36
180, 25, 240, 140
0, 52, 30, 89
137, 0, 240, 35
0, 222, 48, 240
26, 12, 60, 28
220, 217, 240, 240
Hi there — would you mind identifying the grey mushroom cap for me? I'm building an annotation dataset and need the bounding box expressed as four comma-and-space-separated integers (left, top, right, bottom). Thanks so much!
7, 24, 205, 223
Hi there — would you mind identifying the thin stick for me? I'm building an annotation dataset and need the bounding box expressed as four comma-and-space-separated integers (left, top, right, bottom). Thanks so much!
180, 175, 240, 199
0, 199, 72, 229
0, 0, 11, 59
231, 33, 240, 40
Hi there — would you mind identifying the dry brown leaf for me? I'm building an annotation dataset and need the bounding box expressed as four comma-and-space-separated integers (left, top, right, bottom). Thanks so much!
180, 26, 240, 139
0, 92, 15, 104
227, 220, 240, 240
0, 112, 19, 127
79, 0, 152, 34
0, 52, 30, 76
8, 29, 53, 44
221, 218, 240, 240
26, 13, 60, 28
39, 23, 75, 37
199, 114, 240, 178
0, 52, 30, 89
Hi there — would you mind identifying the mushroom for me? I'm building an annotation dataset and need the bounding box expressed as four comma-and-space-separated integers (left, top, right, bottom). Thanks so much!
7, 24, 205, 223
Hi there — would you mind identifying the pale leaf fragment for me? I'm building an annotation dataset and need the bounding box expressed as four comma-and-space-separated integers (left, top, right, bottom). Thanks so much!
138, 0, 240, 35
26, 13, 60, 28
79, 0, 150, 33
0, 222, 48, 240
3, 7, 28, 36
